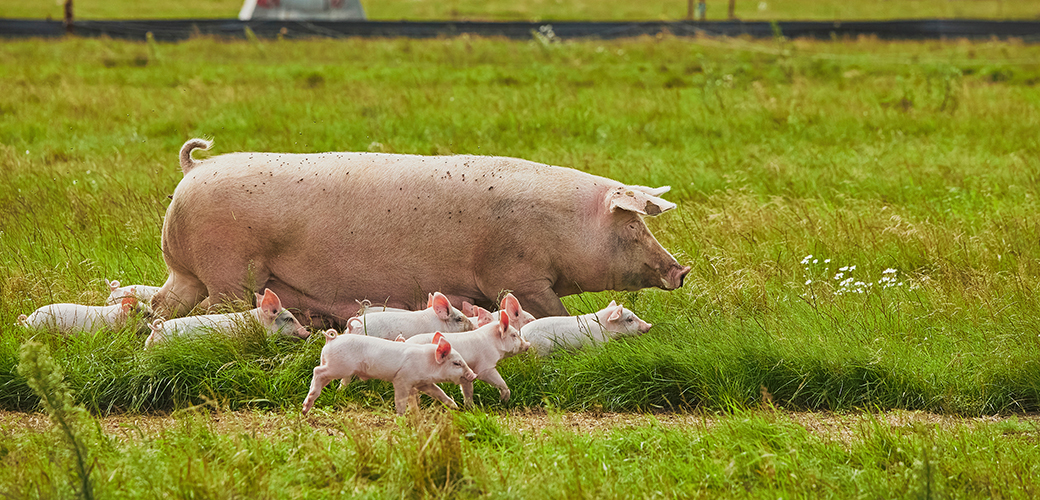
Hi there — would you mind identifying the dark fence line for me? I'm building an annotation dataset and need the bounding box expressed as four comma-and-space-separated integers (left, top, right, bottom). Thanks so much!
1, 18, 1039, 42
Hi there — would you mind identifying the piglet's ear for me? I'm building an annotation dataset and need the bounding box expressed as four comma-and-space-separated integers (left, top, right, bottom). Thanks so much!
120, 296, 137, 314
607, 305, 624, 323
461, 301, 475, 317
498, 310, 510, 338
502, 293, 520, 319
432, 292, 452, 320
606, 186, 676, 216
608, 300, 617, 308
435, 337, 452, 364
107, 279, 120, 292
394, 334, 406, 343
432, 332, 445, 344
427, 293, 434, 309
475, 307, 494, 327
259, 289, 282, 315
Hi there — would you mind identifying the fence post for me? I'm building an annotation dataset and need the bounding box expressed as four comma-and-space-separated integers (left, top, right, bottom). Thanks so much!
63, 0, 74, 34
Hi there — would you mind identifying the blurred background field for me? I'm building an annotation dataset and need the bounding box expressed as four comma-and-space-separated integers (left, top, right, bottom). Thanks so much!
2, 0, 1039, 21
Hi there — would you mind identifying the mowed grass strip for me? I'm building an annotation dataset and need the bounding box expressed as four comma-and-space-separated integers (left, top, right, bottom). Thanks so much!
1, 35, 1040, 415
3, 408, 1040, 498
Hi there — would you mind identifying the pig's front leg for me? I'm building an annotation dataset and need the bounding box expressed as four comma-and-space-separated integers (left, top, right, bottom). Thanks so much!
477, 368, 511, 402
415, 383, 459, 410
515, 286, 569, 318
302, 367, 342, 415
394, 384, 415, 416
460, 379, 475, 408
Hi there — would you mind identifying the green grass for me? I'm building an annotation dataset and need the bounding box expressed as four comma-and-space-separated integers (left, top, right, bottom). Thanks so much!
2, 34, 1040, 419
3, 0, 1039, 21
3, 406, 1040, 498
3, 33, 1040, 498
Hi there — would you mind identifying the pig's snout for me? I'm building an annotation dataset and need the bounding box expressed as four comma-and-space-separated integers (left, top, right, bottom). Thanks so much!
665, 265, 691, 290
639, 321, 653, 334
296, 326, 311, 339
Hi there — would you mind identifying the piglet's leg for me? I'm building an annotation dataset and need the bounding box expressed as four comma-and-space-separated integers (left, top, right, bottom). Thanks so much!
477, 368, 511, 402
459, 380, 475, 408
302, 367, 341, 415
415, 383, 459, 410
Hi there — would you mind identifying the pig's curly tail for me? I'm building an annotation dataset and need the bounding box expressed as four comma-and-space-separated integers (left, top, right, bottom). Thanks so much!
179, 138, 213, 174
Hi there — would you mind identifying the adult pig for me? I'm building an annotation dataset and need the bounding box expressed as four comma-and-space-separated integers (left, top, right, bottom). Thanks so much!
152, 139, 690, 325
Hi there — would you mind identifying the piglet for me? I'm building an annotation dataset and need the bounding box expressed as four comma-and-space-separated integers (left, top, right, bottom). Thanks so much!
17, 297, 155, 335
520, 300, 651, 357
498, 293, 536, 329
463, 293, 534, 328
345, 291, 474, 340
355, 299, 411, 315
407, 310, 529, 406
302, 330, 476, 416
144, 288, 309, 348
469, 305, 495, 327
105, 279, 162, 305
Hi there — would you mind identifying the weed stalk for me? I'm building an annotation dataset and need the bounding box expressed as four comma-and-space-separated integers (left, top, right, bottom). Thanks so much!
17, 341, 97, 500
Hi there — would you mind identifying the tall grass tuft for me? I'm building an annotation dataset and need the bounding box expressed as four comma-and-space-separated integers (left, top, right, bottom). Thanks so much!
17, 341, 99, 500
400, 409, 465, 497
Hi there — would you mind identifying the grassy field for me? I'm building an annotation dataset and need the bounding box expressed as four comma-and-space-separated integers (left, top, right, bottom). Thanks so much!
1, 32, 1040, 496
4, 403, 1040, 498
3, 0, 1039, 21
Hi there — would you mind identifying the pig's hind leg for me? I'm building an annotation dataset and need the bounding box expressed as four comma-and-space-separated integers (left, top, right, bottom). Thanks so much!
151, 272, 208, 319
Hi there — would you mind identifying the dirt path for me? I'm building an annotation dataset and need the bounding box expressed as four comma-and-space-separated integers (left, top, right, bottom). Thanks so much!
4, 407, 1038, 443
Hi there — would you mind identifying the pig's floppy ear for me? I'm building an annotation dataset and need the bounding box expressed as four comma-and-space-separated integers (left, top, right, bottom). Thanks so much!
629, 185, 671, 197
607, 300, 617, 308
107, 279, 120, 292
394, 334, 406, 343
607, 305, 624, 323
427, 293, 435, 309
461, 301, 475, 317
432, 292, 452, 320
435, 336, 452, 364
606, 186, 676, 216
432, 332, 445, 344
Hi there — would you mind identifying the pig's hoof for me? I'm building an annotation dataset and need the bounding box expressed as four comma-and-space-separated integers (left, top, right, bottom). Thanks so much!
500, 390, 511, 401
